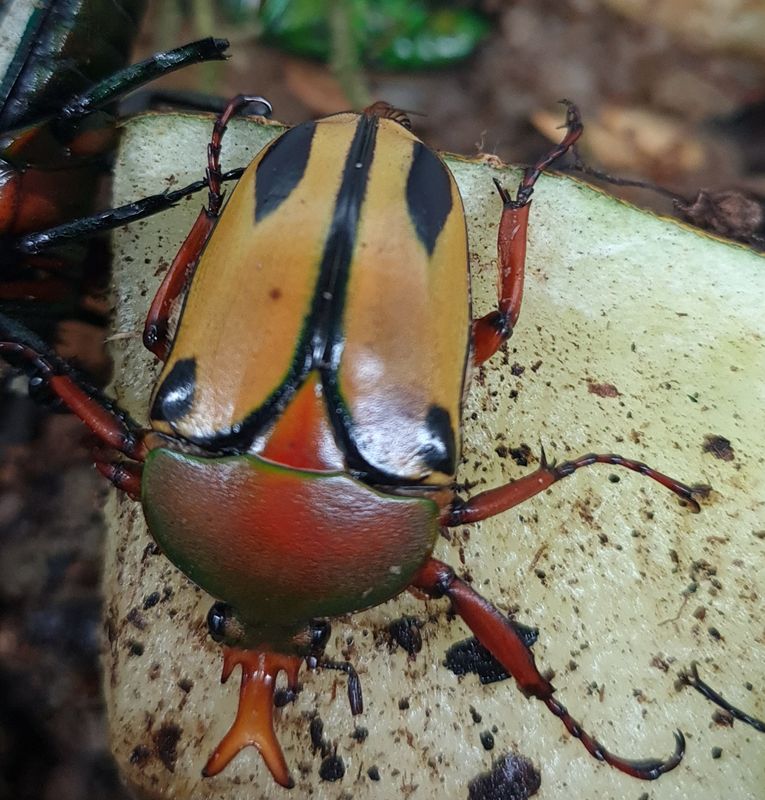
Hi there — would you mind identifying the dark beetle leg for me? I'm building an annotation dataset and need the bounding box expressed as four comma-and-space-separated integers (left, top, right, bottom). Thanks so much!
143, 94, 272, 360
681, 663, 765, 733
15, 169, 243, 256
443, 448, 707, 526
472, 102, 583, 366
119, 89, 272, 118
50, 39, 230, 139
412, 558, 685, 780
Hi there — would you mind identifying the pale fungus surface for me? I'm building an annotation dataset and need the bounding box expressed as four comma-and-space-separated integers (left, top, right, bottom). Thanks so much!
106, 113, 764, 800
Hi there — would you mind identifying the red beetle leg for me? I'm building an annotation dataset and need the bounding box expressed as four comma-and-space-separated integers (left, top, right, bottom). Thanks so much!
471, 200, 529, 365
443, 449, 707, 526
472, 102, 583, 366
94, 459, 143, 500
143, 93, 272, 360
143, 208, 216, 360
0, 339, 147, 461
202, 648, 302, 788
412, 558, 685, 780
206, 94, 272, 214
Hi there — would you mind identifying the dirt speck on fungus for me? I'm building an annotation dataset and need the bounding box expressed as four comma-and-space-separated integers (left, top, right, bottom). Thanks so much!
468, 752, 541, 800
387, 615, 423, 657
587, 380, 620, 398
319, 754, 345, 781
152, 723, 181, 773
702, 434, 735, 461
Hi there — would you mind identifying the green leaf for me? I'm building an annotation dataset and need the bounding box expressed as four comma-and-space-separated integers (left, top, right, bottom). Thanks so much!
252, 0, 489, 69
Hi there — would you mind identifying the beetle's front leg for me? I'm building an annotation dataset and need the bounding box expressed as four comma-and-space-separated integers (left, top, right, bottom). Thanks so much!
472, 102, 583, 365
143, 93, 272, 360
412, 557, 685, 780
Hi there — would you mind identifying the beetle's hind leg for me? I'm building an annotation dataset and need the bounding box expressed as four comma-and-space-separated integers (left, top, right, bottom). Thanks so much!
472, 102, 583, 365
412, 558, 685, 780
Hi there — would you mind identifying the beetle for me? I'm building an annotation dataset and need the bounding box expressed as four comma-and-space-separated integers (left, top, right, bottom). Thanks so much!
0, 96, 714, 788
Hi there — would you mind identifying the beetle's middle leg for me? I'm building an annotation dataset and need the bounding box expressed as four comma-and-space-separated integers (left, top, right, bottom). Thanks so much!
472, 102, 583, 365
443, 448, 707, 526
143, 93, 272, 361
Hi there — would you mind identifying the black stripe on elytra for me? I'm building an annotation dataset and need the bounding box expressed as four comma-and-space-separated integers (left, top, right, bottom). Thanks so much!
310, 112, 379, 365
151, 357, 197, 422
254, 121, 316, 222
161, 114, 380, 453
313, 112, 409, 478
406, 142, 453, 255
420, 404, 457, 474
320, 128, 458, 483
324, 367, 458, 483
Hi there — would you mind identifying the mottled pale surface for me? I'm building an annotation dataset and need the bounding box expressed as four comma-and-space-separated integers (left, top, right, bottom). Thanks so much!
106, 113, 764, 800
597, 0, 765, 61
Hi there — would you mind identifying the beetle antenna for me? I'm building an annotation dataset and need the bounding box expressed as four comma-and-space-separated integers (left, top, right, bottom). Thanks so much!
310, 659, 364, 715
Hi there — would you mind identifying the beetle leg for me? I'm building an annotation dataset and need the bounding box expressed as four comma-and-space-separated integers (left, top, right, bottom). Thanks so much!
472, 102, 583, 366
412, 557, 686, 780
443, 448, 707, 526
680, 663, 765, 733
142, 94, 272, 360
143, 208, 218, 360
15, 171, 241, 257
202, 647, 302, 788
48, 39, 230, 142
206, 94, 273, 214
94, 459, 143, 500
0, 314, 147, 460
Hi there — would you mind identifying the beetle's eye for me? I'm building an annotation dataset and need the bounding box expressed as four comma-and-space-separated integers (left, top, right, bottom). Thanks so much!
207, 602, 230, 642
309, 619, 331, 653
